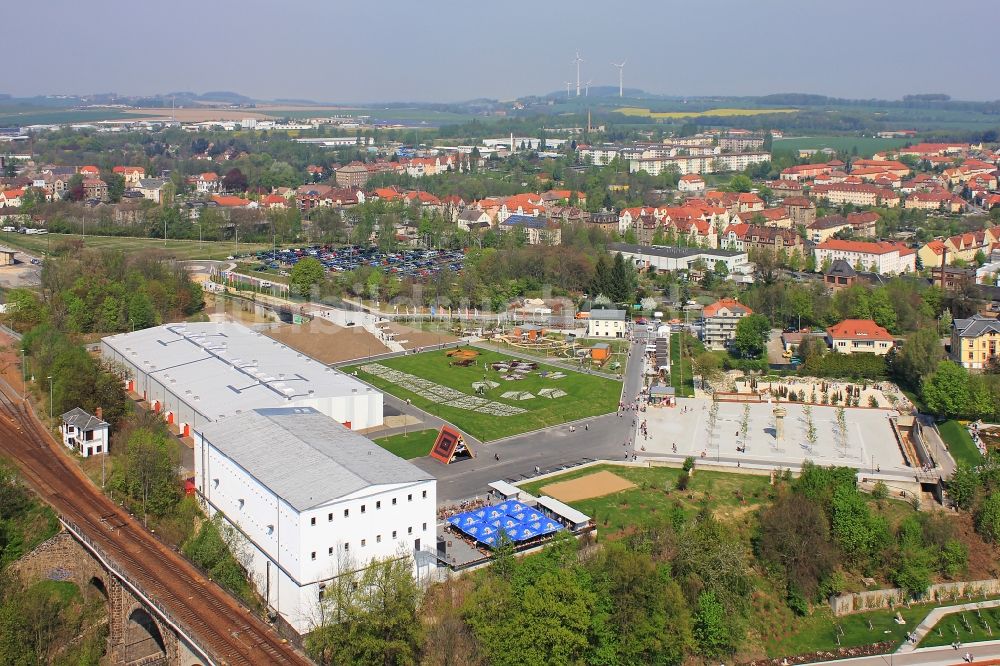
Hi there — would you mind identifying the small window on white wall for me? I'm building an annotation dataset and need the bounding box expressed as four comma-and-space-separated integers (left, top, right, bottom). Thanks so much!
238, 499, 245, 509
311, 551, 316, 560
266, 525, 274, 535
212, 478, 219, 489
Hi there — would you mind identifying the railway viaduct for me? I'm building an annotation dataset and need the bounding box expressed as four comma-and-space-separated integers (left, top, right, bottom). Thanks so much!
13, 526, 208, 665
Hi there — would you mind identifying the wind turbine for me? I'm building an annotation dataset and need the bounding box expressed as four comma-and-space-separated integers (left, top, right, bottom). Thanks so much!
585, 80, 593, 96
572, 51, 584, 96
564, 81, 573, 99
612, 60, 627, 98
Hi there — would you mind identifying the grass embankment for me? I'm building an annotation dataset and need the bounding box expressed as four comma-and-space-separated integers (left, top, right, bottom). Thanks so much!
0, 231, 269, 261
374, 429, 439, 460
345, 348, 621, 441
670, 333, 695, 397
918, 605, 1000, 647
939, 420, 982, 467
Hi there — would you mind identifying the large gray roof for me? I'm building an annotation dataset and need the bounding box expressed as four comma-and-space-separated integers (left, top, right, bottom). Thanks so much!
953, 314, 1000, 338
199, 407, 433, 511
102, 323, 376, 421
609, 242, 744, 259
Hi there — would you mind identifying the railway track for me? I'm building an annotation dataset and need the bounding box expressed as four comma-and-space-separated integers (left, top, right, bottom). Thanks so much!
0, 381, 311, 666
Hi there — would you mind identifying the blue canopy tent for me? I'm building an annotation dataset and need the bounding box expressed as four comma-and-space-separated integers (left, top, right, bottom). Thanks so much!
447, 500, 562, 548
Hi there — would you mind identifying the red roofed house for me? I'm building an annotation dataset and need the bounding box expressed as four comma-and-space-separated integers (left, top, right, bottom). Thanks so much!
811, 182, 900, 208
83, 178, 108, 201
783, 196, 816, 227
78, 165, 100, 177
211, 195, 252, 208
262, 194, 288, 209
196, 172, 220, 193
813, 239, 915, 275
702, 298, 753, 350
825, 319, 895, 355
780, 163, 831, 181
721, 223, 804, 257
0, 188, 25, 207
678, 174, 706, 193
112, 166, 146, 185
905, 189, 966, 213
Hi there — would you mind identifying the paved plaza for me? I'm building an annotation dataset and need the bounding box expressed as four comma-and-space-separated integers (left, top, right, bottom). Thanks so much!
641, 397, 910, 473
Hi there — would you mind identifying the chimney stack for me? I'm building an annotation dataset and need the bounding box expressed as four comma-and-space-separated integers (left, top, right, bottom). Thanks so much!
96, 406, 103, 421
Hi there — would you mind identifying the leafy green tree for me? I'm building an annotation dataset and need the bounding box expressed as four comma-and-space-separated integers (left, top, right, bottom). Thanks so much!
727, 174, 753, 193
105, 172, 126, 203
732, 313, 771, 359
922, 361, 973, 418
693, 591, 734, 657
308, 554, 422, 666
290, 257, 325, 298
110, 428, 180, 523
948, 464, 980, 510
608, 252, 636, 303
757, 491, 837, 602
830, 485, 889, 567
889, 326, 944, 389
975, 492, 1000, 544
868, 287, 898, 333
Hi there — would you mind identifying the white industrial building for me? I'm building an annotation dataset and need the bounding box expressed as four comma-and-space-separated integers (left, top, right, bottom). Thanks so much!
100, 322, 383, 436
608, 243, 752, 279
195, 407, 436, 634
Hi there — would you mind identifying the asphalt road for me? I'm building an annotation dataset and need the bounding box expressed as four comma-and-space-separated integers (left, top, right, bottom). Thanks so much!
807, 641, 1000, 665
409, 336, 648, 503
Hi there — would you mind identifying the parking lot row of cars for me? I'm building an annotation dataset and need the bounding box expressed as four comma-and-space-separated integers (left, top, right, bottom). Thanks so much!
252, 245, 465, 279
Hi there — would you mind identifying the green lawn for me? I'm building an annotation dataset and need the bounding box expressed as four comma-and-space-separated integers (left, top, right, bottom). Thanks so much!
670, 333, 696, 397
939, 420, 982, 467
344, 348, 621, 441
0, 232, 269, 261
768, 603, 931, 658
374, 429, 439, 460
518, 464, 772, 537
918, 606, 1000, 647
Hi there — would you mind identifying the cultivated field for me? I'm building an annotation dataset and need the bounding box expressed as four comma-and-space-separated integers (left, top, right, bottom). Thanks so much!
344, 348, 621, 441
772, 136, 911, 156
0, 232, 268, 261
615, 106, 798, 119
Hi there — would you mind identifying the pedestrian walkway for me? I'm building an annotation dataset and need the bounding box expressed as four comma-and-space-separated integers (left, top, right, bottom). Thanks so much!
898, 599, 1000, 653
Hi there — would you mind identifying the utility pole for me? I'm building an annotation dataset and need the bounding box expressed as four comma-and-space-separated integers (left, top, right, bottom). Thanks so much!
47, 375, 53, 423
21, 348, 26, 401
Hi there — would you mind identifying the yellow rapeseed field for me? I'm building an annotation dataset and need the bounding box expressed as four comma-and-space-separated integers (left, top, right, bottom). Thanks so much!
615, 107, 798, 119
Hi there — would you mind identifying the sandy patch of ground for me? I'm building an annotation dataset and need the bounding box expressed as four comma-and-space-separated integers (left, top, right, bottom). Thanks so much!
383, 323, 458, 350
265, 318, 389, 364
541, 470, 636, 502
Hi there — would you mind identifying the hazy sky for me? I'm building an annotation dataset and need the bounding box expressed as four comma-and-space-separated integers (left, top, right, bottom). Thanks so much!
10, 0, 999, 102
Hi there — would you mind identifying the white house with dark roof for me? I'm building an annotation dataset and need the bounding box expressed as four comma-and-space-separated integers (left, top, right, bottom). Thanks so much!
587, 309, 627, 338
60, 407, 109, 457
195, 406, 436, 634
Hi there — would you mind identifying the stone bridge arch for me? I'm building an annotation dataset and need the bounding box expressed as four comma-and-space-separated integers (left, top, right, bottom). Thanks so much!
11, 530, 203, 665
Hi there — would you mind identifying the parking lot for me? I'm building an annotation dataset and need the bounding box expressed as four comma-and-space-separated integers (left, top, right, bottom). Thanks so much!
251, 245, 465, 279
